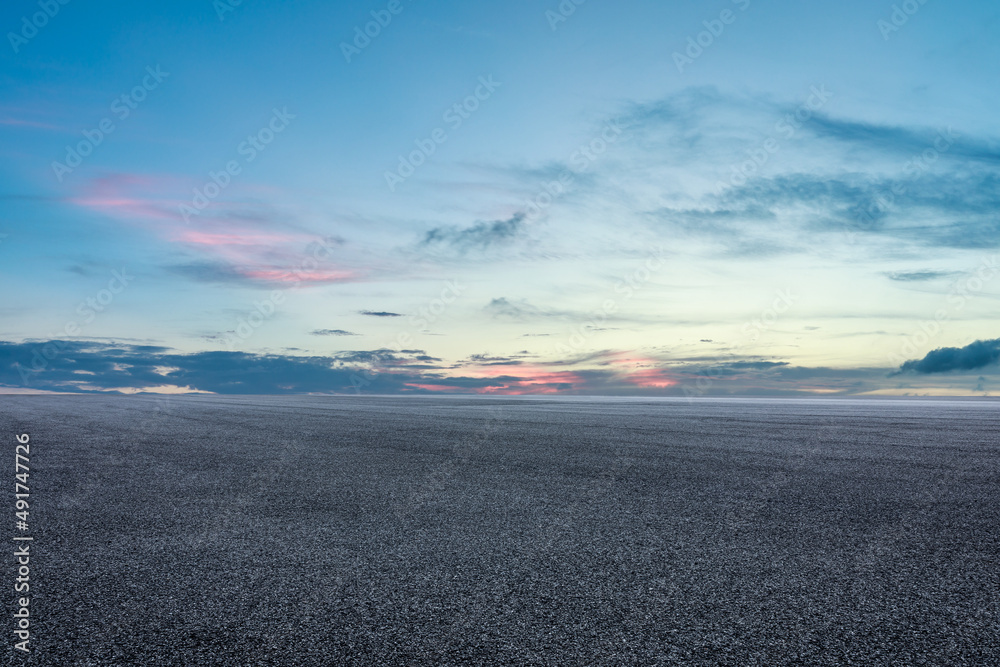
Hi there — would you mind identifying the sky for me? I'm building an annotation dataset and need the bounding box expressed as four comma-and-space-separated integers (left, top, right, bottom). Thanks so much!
1, 0, 999, 396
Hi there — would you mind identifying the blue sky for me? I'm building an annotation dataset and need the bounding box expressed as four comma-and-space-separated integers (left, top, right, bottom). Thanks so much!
2, 0, 999, 396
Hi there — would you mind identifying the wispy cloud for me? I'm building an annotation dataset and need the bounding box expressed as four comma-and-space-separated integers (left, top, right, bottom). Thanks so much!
806, 115, 1000, 165
70, 174, 362, 287
883, 270, 959, 282
359, 310, 403, 318
421, 212, 528, 252
562, 89, 1000, 258
484, 297, 550, 321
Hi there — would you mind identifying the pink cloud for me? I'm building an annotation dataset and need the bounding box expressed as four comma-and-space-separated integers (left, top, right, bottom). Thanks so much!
70, 174, 184, 222
404, 353, 684, 395
620, 368, 677, 389
407, 364, 586, 395
69, 173, 362, 287
175, 231, 299, 247
596, 353, 677, 388
70, 196, 179, 222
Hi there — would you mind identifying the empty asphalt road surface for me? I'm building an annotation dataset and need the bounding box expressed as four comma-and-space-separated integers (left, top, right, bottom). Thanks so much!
3, 395, 998, 665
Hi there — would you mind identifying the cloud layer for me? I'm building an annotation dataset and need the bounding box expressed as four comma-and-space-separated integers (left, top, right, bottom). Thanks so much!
6, 339, 995, 397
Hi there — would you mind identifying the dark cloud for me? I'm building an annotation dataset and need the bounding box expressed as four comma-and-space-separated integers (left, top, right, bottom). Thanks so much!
359, 311, 402, 317
422, 213, 527, 251
0, 339, 979, 397
897, 338, 1000, 374
329, 349, 413, 365
413, 354, 442, 362
883, 270, 958, 282
467, 354, 516, 363
0, 341, 436, 395
311, 329, 358, 336
456, 353, 534, 367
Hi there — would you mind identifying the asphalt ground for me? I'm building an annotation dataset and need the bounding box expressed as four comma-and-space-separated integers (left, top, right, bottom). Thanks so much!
2, 395, 999, 665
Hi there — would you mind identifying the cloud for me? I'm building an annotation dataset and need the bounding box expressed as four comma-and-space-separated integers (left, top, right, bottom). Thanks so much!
455, 352, 535, 367
0, 341, 435, 395
897, 338, 1000, 374
485, 298, 607, 322
484, 297, 548, 320
70, 174, 361, 287
421, 213, 527, 252
484, 297, 662, 327
168, 260, 358, 288
625, 89, 1000, 170
1, 339, 990, 397
883, 270, 958, 282
359, 311, 402, 317
310, 329, 358, 336
806, 115, 1000, 165
883, 271, 956, 283
601, 89, 1000, 255
0, 341, 591, 395
698, 171, 1000, 250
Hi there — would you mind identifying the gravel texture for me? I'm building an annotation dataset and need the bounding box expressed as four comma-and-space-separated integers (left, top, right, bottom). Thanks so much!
2, 395, 999, 665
